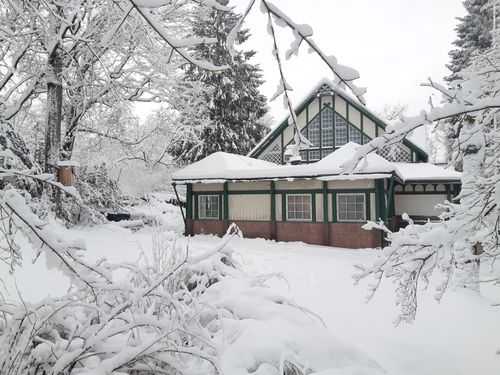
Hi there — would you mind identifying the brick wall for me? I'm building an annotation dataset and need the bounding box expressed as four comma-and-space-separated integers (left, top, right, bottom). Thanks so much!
276, 222, 326, 246
191, 220, 226, 237
231, 221, 274, 240
329, 223, 381, 249
187, 219, 381, 249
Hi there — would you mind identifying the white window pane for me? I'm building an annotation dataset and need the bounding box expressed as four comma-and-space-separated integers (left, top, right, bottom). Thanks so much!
287, 194, 312, 221
199, 195, 219, 219
335, 114, 348, 146
337, 193, 366, 222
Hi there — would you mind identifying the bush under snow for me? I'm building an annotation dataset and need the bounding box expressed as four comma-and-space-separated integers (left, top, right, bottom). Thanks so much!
0, 190, 382, 375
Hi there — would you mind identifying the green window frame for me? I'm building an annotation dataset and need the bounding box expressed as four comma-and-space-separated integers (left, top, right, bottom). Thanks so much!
198, 194, 220, 220
336, 193, 366, 222
286, 193, 312, 221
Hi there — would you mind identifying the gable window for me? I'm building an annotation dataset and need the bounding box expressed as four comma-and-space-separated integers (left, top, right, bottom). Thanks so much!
198, 195, 219, 219
306, 117, 320, 146
349, 125, 362, 144
286, 194, 312, 221
321, 108, 334, 147
337, 193, 366, 222
335, 114, 348, 146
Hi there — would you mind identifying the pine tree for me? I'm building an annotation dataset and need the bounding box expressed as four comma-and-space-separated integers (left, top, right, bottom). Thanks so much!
447, 0, 495, 80
169, 1, 269, 164
444, 0, 497, 164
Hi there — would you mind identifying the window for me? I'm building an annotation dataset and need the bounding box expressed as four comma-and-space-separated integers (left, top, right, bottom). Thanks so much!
335, 114, 348, 146
286, 194, 312, 221
305, 117, 320, 146
378, 143, 412, 162
349, 125, 362, 144
321, 108, 334, 147
321, 149, 333, 158
198, 195, 219, 219
337, 193, 366, 222
308, 150, 321, 161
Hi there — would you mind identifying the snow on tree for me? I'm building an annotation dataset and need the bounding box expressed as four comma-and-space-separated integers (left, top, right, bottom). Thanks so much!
347, 25, 500, 325
447, 0, 496, 81
169, 0, 269, 164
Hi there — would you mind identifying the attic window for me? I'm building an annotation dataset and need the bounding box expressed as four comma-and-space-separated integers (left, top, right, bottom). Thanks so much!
335, 114, 348, 146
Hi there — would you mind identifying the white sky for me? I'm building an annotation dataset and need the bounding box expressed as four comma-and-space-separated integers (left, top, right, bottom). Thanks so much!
231, 0, 467, 124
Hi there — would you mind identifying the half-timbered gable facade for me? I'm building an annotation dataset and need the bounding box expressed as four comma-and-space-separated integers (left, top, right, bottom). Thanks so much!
249, 80, 428, 165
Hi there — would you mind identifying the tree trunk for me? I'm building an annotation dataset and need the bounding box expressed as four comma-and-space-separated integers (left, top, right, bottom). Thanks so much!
45, 48, 63, 173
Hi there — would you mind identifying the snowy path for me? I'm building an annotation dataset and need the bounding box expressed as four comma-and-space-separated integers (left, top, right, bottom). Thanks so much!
1, 203, 499, 374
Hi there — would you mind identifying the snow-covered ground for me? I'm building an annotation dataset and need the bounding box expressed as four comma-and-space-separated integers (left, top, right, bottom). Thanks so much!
1, 199, 499, 375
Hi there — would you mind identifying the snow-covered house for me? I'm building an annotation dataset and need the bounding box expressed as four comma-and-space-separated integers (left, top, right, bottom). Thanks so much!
172, 81, 461, 248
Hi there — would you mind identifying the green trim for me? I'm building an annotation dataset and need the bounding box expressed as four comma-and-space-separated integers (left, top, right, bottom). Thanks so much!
332, 94, 336, 147
277, 189, 322, 194
346, 101, 350, 142
186, 184, 193, 220
223, 182, 229, 221
360, 114, 364, 144
281, 192, 286, 222
218, 194, 223, 221
280, 133, 284, 164
329, 188, 376, 193
312, 192, 316, 222
194, 192, 199, 220
375, 179, 386, 222
332, 191, 337, 223
365, 192, 371, 220
387, 175, 395, 218
271, 181, 276, 222
319, 96, 322, 149
322, 181, 328, 223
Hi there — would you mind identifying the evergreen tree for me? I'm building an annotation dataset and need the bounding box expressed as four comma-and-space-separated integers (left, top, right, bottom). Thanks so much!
169, 0, 269, 164
447, 0, 495, 80
444, 0, 497, 164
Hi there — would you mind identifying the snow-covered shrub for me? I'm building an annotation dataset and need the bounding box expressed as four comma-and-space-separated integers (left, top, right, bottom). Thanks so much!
0, 193, 382, 375
76, 163, 121, 211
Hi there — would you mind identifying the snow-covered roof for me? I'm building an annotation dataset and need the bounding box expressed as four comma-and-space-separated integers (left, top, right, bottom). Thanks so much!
393, 162, 462, 182
173, 143, 460, 184
172, 152, 278, 181
248, 78, 428, 158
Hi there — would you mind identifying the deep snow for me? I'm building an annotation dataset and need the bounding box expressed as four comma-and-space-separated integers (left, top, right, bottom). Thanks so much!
1, 199, 499, 375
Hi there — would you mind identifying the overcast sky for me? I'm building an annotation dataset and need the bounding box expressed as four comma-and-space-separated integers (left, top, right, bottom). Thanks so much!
231, 0, 467, 124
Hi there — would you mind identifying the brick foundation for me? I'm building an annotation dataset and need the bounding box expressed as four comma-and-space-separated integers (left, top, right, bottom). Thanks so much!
329, 223, 381, 249
231, 221, 273, 240
276, 222, 326, 246
187, 219, 381, 249
191, 220, 226, 237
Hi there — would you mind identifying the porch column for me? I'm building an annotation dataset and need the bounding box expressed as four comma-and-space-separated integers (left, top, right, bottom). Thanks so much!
271, 181, 277, 240
223, 182, 229, 231
323, 181, 330, 246
186, 184, 193, 235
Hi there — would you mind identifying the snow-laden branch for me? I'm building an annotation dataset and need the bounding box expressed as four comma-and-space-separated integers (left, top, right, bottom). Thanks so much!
342, 93, 500, 173
129, 0, 229, 71
261, 0, 367, 104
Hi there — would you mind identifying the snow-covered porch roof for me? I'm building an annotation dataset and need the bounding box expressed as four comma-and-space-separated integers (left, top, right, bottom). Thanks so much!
172, 143, 461, 184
